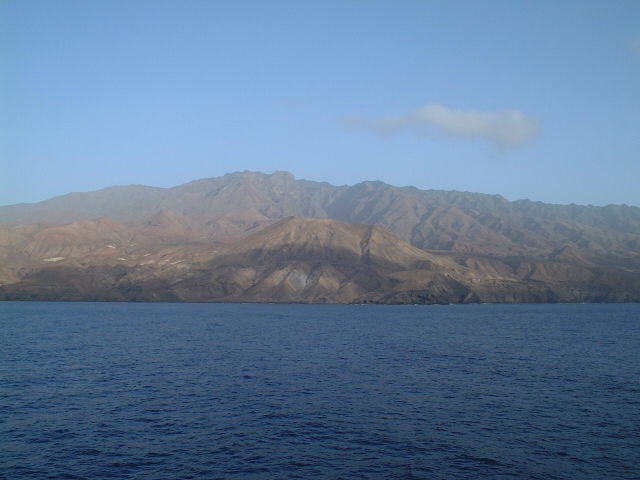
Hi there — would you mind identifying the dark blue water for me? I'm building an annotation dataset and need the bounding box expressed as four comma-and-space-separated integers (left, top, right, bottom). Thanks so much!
1, 302, 639, 479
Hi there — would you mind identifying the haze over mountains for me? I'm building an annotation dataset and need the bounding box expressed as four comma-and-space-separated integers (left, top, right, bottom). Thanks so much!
1, 171, 639, 303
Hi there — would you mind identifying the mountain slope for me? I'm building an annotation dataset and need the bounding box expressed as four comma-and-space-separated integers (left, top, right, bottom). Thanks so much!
1, 216, 638, 304
2, 171, 638, 268
1, 171, 639, 303
0, 217, 467, 303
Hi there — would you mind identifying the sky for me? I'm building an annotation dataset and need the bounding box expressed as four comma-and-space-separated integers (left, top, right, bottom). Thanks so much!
1, 0, 639, 207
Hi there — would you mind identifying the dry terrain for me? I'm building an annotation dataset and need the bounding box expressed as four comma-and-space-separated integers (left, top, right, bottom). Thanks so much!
1, 171, 638, 303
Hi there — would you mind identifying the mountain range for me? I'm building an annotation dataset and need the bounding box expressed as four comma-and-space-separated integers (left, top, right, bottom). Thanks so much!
1, 171, 639, 303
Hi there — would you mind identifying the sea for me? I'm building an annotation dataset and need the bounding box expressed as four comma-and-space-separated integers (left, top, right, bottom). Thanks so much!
1, 302, 638, 480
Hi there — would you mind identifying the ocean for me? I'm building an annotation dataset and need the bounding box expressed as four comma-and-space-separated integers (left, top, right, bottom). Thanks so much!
1, 302, 638, 479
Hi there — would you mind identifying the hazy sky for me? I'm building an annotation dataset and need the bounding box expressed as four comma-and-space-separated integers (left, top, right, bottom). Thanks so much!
2, 0, 639, 207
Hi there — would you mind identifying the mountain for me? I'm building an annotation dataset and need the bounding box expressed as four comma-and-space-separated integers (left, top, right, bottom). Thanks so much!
1, 171, 639, 303
2, 171, 639, 261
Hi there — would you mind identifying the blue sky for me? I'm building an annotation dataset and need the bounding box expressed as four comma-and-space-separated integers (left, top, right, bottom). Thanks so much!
2, 0, 639, 206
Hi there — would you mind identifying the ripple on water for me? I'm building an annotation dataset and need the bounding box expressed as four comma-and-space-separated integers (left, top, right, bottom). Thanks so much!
1, 302, 639, 479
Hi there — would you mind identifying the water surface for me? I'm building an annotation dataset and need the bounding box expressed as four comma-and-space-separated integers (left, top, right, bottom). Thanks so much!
1, 302, 638, 479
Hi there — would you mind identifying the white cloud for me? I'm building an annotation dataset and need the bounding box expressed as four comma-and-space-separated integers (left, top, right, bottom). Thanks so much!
362, 103, 538, 148
414, 104, 538, 148
631, 37, 640, 56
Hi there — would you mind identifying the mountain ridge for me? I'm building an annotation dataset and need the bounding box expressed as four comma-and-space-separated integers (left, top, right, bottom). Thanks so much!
1, 171, 638, 303
2, 171, 639, 253
3, 170, 638, 221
